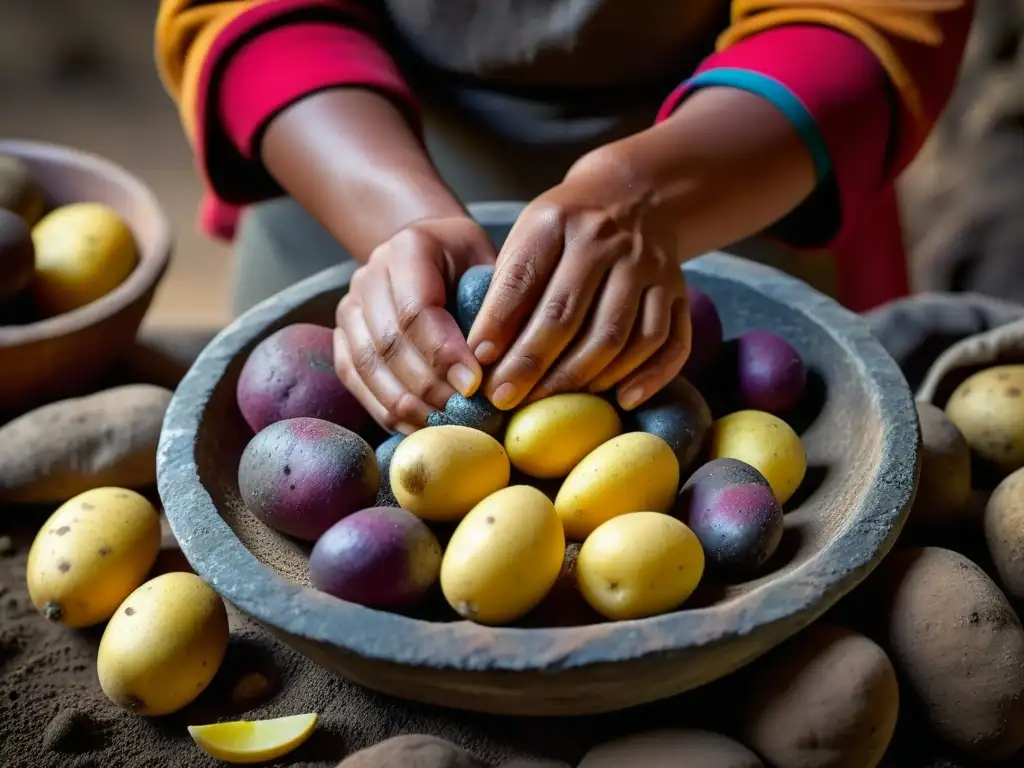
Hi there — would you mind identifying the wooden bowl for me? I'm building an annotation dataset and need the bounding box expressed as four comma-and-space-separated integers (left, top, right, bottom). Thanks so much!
0, 140, 172, 414
158, 252, 919, 717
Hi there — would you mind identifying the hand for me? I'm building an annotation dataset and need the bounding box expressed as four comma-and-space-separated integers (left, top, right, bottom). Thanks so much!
466, 152, 692, 412
334, 217, 497, 433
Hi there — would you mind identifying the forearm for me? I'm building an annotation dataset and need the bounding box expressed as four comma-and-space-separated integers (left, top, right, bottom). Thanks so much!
261, 89, 465, 262
568, 86, 816, 262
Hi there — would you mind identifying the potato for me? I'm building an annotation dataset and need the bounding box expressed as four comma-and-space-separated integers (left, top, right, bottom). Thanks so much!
26, 487, 161, 628
629, 376, 712, 473
374, 433, 405, 507
390, 425, 510, 522
875, 547, 1024, 760
683, 285, 723, 380
0, 384, 172, 503
310, 506, 442, 607
0, 154, 45, 226
555, 432, 679, 540
734, 330, 807, 413
0, 207, 34, 306
577, 512, 704, 620
908, 402, 974, 531
676, 458, 783, 579
338, 735, 486, 768
427, 392, 505, 437
32, 202, 137, 315
97, 572, 229, 716
441, 485, 564, 624
238, 417, 379, 541
708, 410, 806, 505
579, 728, 763, 768
985, 468, 1024, 600
739, 624, 898, 768
946, 365, 1024, 475
505, 393, 621, 478
236, 322, 370, 434
454, 265, 495, 337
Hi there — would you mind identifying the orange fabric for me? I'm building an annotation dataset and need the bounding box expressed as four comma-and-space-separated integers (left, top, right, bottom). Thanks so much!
155, 0, 281, 143
720, 1, 971, 131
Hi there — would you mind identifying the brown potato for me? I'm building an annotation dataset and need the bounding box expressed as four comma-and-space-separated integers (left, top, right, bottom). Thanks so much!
739, 624, 898, 768
876, 547, 1024, 760
984, 467, 1024, 600
945, 366, 1024, 476
579, 729, 763, 768
907, 402, 973, 531
337, 735, 485, 767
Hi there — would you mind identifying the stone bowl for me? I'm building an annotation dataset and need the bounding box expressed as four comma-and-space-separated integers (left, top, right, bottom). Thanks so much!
158, 251, 919, 717
0, 140, 172, 415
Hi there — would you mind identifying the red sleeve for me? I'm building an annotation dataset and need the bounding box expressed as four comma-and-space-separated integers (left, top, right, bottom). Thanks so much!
194, 0, 417, 207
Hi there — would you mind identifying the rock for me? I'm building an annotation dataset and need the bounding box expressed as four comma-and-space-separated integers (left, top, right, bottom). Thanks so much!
337, 735, 486, 767
579, 729, 762, 768
739, 624, 898, 768
0, 384, 173, 503
41, 708, 103, 753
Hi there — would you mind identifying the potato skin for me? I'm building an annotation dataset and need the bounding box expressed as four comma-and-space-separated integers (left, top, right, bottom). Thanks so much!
985, 467, 1024, 601
945, 365, 1024, 475
908, 402, 973, 531
734, 330, 807, 413
238, 417, 379, 541
683, 285, 723, 381
0, 207, 34, 305
876, 547, 1024, 760
236, 323, 369, 434
708, 410, 806, 505
579, 729, 763, 768
739, 624, 898, 768
338, 734, 486, 767
629, 376, 712, 473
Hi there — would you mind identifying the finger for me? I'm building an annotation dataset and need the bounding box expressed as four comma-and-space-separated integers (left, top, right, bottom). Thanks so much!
359, 259, 456, 410
483, 249, 611, 410
466, 208, 563, 366
614, 296, 693, 411
387, 245, 484, 399
526, 267, 641, 402
588, 285, 675, 395
333, 327, 417, 434
339, 300, 434, 427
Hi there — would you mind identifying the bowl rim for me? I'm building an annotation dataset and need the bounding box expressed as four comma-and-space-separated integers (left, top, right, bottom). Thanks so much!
0, 139, 173, 346
158, 252, 919, 673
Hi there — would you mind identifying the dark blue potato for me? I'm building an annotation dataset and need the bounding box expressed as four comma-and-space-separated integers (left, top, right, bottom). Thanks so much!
374, 433, 405, 507
675, 457, 784, 579
630, 377, 712, 473
427, 392, 505, 437
454, 265, 494, 336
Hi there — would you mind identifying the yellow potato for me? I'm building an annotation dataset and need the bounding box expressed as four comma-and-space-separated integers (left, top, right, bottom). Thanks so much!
390, 425, 510, 522
27, 487, 161, 628
708, 410, 806, 504
504, 393, 621, 478
32, 202, 137, 315
946, 365, 1024, 474
441, 485, 565, 624
555, 432, 679, 540
577, 512, 704, 620
98, 571, 229, 716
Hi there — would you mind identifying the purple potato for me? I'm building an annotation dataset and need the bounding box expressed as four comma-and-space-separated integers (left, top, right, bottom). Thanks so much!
631, 377, 712, 473
238, 417, 379, 541
236, 323, 369, 434
676, 458, 784, 579
310, 506, 442, 607
683, 286, 724, 380
735, 330, 807, 413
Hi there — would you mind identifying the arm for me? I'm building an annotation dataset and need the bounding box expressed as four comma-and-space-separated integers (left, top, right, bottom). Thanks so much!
155, 0, 465, 260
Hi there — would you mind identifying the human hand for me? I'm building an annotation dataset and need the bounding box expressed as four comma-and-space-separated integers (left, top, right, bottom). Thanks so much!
466, 154, 691, 412
334, 217, 497, 433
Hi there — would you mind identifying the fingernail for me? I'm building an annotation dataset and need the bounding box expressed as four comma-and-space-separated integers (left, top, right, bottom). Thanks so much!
447, 363, 478, 397
618, 387, 643, 411
491, 382, 519, 410
474, 341, 498, 364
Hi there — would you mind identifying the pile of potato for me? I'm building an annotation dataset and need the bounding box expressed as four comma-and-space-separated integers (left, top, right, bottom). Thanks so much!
234, 273, 813, 626
0, 154, 137, 325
